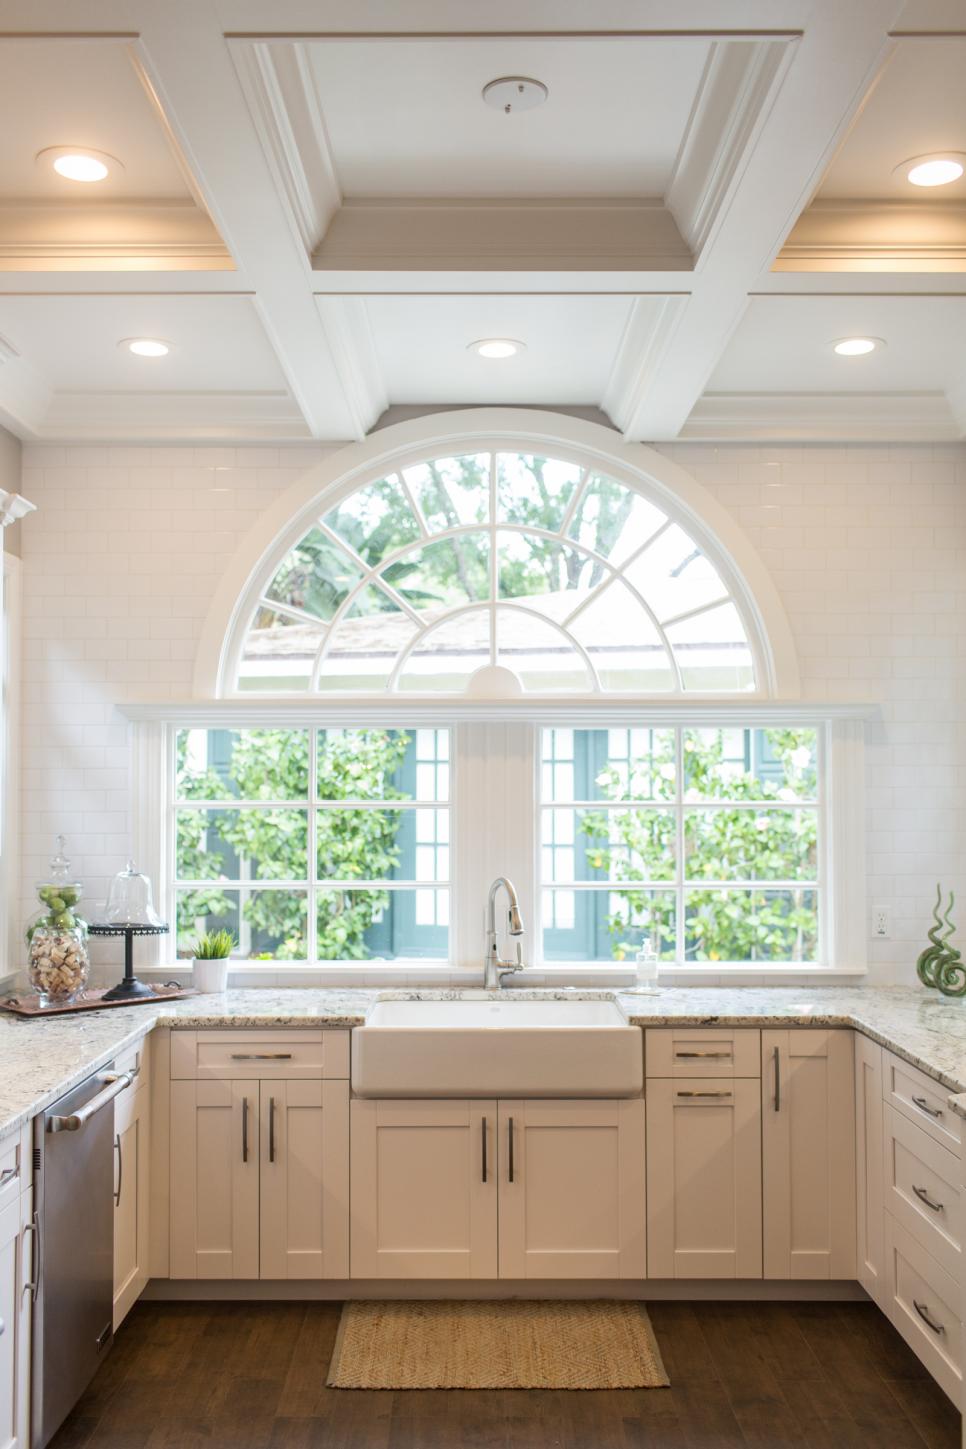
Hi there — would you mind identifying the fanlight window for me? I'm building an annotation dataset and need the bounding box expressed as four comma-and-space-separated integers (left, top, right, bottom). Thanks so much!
238, 453, 756, 695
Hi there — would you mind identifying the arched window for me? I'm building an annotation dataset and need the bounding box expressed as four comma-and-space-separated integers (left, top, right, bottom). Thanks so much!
227, 443, 774, 698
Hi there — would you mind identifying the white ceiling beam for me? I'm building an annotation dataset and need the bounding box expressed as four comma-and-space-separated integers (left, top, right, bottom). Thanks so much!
776, 200, 966, 273
618, 1, 905, 441
39, 389, 309, 441
0, 333, 52, 439
128, 0, 372, 439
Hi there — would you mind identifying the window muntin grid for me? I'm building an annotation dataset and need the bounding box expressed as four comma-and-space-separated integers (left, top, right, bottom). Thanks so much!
539, 726, 820, 965
238, 452, 757, 696
173, 726, 450, 962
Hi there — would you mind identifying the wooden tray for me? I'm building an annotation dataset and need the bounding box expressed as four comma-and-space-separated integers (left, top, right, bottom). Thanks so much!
0, 983, 196, 1017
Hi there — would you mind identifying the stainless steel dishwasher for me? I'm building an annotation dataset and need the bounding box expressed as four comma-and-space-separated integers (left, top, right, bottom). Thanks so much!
31, 1063, 134, 1449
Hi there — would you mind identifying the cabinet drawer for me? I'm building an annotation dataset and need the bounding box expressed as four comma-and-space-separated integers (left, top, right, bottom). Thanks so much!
884, 1050, 961, 1158
646, 1028, 760, 1079
883, 1105, 961, 1281
884, 1213, 962, 1405
170, 1029, 349, 1080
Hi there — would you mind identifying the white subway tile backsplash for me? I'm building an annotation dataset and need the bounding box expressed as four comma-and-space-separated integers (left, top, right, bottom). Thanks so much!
17, 441, 966, 987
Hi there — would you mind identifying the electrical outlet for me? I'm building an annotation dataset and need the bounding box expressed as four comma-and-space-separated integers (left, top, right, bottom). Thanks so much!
873, 906, 890, 939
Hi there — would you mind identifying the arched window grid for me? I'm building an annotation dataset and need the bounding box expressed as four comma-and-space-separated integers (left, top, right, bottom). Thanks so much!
231, 444, 767, 700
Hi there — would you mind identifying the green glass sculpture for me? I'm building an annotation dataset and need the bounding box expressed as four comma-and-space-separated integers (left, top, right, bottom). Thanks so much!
917, 886, 966, 998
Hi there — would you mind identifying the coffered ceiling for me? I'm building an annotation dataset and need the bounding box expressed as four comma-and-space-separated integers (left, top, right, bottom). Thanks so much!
0, 0, 962, 444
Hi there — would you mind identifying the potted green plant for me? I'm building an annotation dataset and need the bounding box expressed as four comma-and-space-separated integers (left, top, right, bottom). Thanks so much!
189, 929, 237, 993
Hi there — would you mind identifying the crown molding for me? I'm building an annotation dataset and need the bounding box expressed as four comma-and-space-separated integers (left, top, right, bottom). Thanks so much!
601, 294, 688, 433
313, 295, 388, 436
36, 391, 310, 442
313, 200, 693, 273
0, 202, 232, 272
230, 38, 341, 256
682, 391, 963, 442
667, 37, 797, 259
777, 200, 966, 272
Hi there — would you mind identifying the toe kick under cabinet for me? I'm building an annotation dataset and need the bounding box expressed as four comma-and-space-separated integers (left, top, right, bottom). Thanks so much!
168, 1031, 349, 1281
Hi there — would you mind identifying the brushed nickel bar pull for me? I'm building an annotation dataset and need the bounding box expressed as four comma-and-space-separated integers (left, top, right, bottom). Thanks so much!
0, 1167, 18, 1188
773, 1046, 781, 1113
114, 1133, 122, 1207
269, 1096, 276, 1164
508, 1116, 514, 1183
241, 1096, 249, 1163
912, 1094, 942, 1118
914, 1300, 945, 1335
676, 1090, 732, 1099
912, 1184, 943, 1213
481, 1116, 487, 1183
21, 1212, 40, 1301
230, 1053, 293, 1061
674, 1051, 732, 1059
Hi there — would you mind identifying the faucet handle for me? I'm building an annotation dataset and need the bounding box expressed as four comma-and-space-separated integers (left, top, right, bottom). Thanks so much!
514, 939, 524, 969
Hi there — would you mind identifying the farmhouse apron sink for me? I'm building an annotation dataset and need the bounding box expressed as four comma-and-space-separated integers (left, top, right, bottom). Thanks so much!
350, 996, 644, 1097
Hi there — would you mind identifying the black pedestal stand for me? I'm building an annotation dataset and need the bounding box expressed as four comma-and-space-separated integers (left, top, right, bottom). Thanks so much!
88, 922, 169, 1001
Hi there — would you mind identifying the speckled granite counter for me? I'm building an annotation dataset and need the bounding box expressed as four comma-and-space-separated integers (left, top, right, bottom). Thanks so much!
3, 984, 966, 1141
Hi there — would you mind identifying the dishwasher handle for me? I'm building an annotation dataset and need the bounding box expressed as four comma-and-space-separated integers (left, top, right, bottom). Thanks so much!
46, 1071, 133, 1133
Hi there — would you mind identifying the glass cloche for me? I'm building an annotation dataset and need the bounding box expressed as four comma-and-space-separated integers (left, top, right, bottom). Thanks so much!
25, 835, 90, 1003
103, 859, 164, 927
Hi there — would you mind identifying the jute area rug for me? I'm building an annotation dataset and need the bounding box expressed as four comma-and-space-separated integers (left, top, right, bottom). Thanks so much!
326, 1299, 669, 1390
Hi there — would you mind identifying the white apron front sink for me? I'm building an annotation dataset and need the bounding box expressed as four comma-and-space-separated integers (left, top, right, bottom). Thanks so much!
351, 995, 643, 1097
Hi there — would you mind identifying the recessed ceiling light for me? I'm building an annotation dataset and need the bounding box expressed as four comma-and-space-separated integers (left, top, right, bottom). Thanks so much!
482, 77, 548, 114
469, 338, 525, 359
832, 337, 882, 357
895, 153, 966, 188
120, 338, 171, 358
37, 146, 121, 183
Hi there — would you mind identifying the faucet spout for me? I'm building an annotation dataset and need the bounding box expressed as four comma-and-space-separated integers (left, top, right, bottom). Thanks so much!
484, 877, 526, 990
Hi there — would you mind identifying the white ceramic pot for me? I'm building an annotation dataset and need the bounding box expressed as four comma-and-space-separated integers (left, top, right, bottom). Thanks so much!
192, 956, 230, 992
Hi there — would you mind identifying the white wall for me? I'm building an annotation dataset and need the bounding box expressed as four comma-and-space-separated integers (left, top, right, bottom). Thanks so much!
16, 439, 966, 986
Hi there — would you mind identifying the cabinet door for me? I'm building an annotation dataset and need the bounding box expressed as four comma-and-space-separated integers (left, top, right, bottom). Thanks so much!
170, 1079, 259, 1279
0, 1191, 30, 1449
114, 1084, 150, 1327
855, 1034, 884, 1303
647, 1078, 761, 1279
259, 1080, 349, 1280
498, 1099, 645, 1280
762, 1029, 856, 1280
350, 1099, 497, 1279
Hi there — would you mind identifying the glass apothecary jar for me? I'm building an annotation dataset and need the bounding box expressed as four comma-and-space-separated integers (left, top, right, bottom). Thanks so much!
25, 836, 90, 1003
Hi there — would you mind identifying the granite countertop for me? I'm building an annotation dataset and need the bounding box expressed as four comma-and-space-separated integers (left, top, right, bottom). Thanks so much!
3, 984, 966, 1140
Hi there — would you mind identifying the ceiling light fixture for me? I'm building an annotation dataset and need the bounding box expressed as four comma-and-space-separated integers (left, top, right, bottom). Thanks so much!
832, 337, 882, 357
120, 338, 171, 358
482, 77, 548, 114
37, 146, 121, 183
469, 338, 525, 359
896, 153, 966, 188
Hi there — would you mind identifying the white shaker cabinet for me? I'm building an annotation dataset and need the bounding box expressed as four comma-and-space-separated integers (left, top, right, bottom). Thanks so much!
259, 1080, 349, 1280
0, 1184, 31, 1449
113, 1080, 150, 1327
170, 1079, 260, 1279
646, 1077, 762, 1279
761, 1029, 856, 1280
854, 1033, 884, 1304
350, 1098, 498, 1279
498, 1099, 645, 1280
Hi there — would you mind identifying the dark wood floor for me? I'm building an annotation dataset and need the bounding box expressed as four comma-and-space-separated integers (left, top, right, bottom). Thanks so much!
50, 1299, 961, 1449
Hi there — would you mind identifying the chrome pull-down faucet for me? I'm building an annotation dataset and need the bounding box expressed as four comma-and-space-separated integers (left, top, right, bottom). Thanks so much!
483, 876, 525, 990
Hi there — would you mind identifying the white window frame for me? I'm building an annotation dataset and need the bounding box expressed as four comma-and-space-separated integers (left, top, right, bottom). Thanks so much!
126, 701, 869, 984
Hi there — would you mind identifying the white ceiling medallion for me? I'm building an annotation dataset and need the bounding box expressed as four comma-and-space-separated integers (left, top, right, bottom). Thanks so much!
831, 337, 884, 357
894, 153, 966, 188
468, 339, 526, 359
481, 77, 549, 115
36, 146, 122, 183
